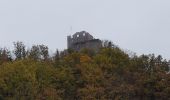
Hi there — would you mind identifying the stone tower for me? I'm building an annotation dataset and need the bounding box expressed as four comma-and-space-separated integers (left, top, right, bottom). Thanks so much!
67, 31, 102, 51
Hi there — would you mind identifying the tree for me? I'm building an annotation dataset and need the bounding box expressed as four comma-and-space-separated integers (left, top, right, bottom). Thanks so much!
102, 40, 116, 48
0, 48, 12, 64
13, 41, 26, 60
39, 44, 49, 61
28, 45, 41, 60
53, 49, 60, 65
0, 40, 170, 99
28, 45, 49, 61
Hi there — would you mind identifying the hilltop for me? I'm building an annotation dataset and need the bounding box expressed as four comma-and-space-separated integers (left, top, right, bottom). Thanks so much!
0, 40, 169, 100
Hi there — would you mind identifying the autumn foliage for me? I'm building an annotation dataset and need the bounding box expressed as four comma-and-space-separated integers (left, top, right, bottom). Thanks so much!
0, 41, 170, 100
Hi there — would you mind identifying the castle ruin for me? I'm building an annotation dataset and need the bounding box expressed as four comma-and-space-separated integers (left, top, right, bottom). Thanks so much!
67, 31, 102, 51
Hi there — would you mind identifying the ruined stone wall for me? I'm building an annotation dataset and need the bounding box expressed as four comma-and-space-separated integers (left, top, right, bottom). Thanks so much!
67, 31, 102, 51
70, 39, 102, 51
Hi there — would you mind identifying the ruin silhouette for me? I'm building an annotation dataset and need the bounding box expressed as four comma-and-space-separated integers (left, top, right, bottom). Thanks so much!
67, 31, 102, 51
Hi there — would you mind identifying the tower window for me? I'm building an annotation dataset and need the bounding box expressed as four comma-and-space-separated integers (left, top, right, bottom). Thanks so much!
77, 35, 79, 37
83, 33, 86, 36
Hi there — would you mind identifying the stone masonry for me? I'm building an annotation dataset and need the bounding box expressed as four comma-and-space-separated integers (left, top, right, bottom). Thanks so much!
67, 31, 102, 51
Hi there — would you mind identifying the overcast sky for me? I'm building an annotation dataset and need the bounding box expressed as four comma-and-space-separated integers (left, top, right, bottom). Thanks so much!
0, 0, 170, 59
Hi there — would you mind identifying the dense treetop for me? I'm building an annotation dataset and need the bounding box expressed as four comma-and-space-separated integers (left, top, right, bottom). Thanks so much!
0, 41, 169, 100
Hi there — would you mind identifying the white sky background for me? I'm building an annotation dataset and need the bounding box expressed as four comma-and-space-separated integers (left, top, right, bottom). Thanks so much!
0, 0, 170, 59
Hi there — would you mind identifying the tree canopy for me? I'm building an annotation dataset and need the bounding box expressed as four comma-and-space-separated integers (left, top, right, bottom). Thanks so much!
0, 41, 169, 100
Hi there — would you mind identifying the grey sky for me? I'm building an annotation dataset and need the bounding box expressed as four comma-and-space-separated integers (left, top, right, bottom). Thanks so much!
0, 0, 170, 59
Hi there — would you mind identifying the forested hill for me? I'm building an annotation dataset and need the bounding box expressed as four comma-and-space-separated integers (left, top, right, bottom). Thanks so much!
0, 41, 170, 100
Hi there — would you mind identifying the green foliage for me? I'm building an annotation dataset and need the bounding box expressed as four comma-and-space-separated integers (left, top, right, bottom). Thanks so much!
13, 41, 26, 60
0, 48, 12, 64
28, 45, 49, 61
0, 42, 170, 99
